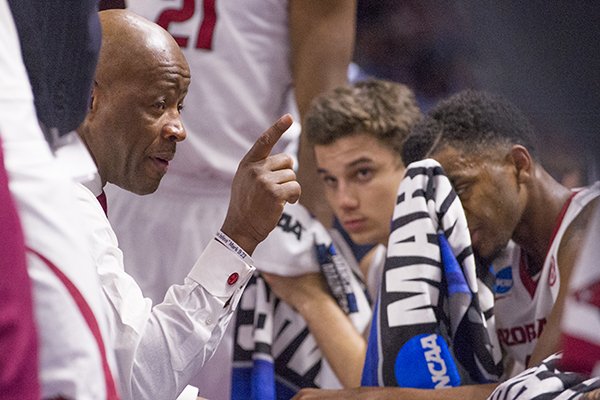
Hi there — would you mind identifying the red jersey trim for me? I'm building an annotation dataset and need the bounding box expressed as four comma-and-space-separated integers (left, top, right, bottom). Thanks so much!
519, 191, 578, 298
27, 248, 119, 400
519, 251, 538, 299
561, 333, 600, 376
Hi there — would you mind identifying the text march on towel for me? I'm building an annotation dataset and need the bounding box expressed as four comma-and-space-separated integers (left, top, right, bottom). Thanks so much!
361, 159, 502, 388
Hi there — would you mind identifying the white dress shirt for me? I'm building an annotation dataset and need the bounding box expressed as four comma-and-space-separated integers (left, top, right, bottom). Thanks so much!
77, 176, 255, 400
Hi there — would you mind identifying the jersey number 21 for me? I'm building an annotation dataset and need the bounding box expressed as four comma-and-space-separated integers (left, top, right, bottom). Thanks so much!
155, 0, 217, 50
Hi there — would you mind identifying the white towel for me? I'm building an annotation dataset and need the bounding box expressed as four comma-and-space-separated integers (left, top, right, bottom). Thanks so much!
232, 203, 372, 399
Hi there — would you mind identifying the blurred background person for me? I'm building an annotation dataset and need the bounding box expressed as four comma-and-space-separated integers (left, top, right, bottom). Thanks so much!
0, 4, 39, 399
3, 1, 121, 398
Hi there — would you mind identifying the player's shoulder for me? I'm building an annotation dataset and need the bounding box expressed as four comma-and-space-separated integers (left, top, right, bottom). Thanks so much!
565, 190, 599, 242
557, 190, 599, 273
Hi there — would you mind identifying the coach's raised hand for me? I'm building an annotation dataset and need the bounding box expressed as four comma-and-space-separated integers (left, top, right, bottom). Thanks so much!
221, 114, 301, 255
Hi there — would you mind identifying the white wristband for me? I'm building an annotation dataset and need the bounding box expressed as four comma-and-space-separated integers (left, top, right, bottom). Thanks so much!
215, 230, 250, 261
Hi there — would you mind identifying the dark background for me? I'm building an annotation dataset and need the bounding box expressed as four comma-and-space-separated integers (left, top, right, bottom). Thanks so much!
355, 0, 599, 186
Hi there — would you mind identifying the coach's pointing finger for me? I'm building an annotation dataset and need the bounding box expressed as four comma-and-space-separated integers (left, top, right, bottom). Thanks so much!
221, 114, 302, 255
243, 114, 294, 163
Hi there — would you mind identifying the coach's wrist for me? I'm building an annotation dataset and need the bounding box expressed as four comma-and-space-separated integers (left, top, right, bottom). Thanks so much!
219, 221, 260, 255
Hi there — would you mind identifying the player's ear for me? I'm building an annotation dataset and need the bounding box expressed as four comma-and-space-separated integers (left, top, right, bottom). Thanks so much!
509, 145, 533, 184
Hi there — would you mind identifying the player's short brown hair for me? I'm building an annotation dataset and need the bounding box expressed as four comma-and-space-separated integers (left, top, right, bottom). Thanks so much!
304, 79, 422, 158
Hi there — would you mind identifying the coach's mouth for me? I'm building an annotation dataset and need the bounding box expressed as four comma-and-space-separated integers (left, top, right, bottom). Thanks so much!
149, 153, 174, 174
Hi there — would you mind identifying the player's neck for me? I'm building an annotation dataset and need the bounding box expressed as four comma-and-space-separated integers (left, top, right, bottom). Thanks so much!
512, 171, 572, 270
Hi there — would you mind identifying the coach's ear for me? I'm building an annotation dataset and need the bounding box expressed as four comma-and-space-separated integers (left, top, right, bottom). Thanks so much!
89, 81, 98, 112
510, 145, 533, 184
84, 81, 102, 125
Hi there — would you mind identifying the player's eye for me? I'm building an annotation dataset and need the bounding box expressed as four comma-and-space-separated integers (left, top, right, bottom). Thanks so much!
454, 183, 471, 198
321, 175, 338, 189
355, 168, 374, 182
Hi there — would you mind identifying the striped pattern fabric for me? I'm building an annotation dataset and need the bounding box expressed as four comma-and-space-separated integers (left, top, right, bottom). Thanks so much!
361, 159, 502, 388
489, 353, 600, 400
232, 207, 371, 399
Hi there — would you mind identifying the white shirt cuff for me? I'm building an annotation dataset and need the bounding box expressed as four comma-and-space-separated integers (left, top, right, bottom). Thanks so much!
187, 232, 255, 307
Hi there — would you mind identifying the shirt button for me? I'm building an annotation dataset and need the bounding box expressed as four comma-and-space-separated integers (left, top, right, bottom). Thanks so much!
227, 272, 239, 285
206, 318, 213, 325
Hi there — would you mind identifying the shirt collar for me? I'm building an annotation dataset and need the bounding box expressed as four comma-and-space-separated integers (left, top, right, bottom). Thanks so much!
81, 172, 103, 197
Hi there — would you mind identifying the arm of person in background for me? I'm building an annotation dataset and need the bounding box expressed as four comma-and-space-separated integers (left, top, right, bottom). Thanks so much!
583, 390, 600, 400
290, 0, 356, 228
290, 384, 499, 400
528, 198, 599, 368
267, 270, 500, 398
262, 271, 367, 388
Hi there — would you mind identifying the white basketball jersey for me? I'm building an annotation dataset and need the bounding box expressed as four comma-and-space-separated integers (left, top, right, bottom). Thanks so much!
493, 182, 600, 371
126, 0, 299, 194
562, 206, 600, 376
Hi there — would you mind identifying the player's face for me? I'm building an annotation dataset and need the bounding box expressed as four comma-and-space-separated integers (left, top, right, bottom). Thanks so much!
315, 133, 405, 245
431, 145, 525, 261
93, 49, 190, 195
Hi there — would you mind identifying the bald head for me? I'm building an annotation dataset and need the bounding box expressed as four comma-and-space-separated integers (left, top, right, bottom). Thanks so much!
79, 9, 190, 195
97, 9, 189, 86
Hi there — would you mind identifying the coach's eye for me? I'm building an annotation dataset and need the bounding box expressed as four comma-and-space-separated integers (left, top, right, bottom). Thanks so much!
154, 100, 167, 111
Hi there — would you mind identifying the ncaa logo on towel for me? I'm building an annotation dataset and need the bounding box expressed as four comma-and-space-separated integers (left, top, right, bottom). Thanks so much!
494, 266, 513, 296
393, 334, 461, 389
